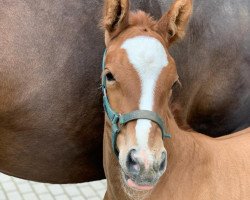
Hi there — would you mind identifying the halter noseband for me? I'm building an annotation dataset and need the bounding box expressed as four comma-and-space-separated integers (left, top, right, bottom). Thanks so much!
101, 49, 171, 158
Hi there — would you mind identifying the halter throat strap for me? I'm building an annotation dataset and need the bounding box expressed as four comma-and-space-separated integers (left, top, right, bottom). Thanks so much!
102, 49, 171, 158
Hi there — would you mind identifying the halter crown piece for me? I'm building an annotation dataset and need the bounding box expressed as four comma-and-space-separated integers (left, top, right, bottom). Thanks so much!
101, 49, 171, 158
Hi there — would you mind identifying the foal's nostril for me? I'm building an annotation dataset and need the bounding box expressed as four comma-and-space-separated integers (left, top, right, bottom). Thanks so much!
159, 152, 167, 172
126, 149, 140, 174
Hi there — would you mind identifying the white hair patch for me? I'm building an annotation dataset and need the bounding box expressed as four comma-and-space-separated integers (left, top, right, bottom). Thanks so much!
121, 36, 168, 150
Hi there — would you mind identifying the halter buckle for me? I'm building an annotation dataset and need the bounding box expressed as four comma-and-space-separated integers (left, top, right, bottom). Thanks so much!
111, 114, 121, 157
111, 114, 119, 125
111, 114, 120, 136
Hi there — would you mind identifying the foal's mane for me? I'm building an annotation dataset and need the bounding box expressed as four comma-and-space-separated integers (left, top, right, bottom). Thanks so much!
129, 11, 157, 29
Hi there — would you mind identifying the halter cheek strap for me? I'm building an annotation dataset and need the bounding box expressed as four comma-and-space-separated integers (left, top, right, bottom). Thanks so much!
102, 49, 171, 158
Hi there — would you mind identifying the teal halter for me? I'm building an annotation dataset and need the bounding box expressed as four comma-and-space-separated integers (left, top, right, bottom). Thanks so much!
102, 49, 171, 157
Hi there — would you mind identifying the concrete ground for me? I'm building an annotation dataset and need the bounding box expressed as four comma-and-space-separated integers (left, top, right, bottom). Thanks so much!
0, 173, 106, 200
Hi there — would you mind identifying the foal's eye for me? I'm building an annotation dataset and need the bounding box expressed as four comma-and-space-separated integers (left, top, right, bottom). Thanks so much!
106, 72, 116, 82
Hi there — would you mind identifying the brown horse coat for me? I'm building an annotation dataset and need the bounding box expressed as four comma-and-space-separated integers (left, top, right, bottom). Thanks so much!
0, 0, 166, 184
169, 0, 250, 136
0, 0, 249, 183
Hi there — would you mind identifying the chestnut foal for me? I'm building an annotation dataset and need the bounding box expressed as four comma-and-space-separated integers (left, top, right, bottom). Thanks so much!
101, 0, 250, 199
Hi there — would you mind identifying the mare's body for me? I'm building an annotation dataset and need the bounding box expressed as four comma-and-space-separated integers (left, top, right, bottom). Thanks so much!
0, 0, 249, 183
169, 0, 250, 136
0, 0, 164, 183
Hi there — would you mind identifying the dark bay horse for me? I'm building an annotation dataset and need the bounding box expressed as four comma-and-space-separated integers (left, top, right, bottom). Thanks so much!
0, 0, 249, 183
170, 0, 250, 136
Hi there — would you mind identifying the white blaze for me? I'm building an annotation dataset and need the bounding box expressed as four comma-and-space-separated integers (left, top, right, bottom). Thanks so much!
121, 36, 168, 150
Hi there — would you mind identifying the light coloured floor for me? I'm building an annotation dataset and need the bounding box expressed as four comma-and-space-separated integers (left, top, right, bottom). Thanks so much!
0, 173, 106, 200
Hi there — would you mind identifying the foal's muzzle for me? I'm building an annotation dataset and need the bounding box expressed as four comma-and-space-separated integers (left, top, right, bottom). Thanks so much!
122, 149, 167, 190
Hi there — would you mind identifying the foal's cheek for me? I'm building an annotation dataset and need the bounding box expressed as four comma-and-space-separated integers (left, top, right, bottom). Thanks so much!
116, 133, 129, 160
116, 133, 130, 167
116, 130, 136, 162
116, 133, 126, 154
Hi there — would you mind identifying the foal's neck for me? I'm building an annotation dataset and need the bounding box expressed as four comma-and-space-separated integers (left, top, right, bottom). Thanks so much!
163, 106, 211, 173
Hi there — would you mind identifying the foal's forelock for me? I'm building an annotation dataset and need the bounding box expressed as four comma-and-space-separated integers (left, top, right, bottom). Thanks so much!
121, 36, 169, 150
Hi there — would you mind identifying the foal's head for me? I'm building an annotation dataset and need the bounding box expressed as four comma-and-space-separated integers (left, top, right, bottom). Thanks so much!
102, 0, 192, 191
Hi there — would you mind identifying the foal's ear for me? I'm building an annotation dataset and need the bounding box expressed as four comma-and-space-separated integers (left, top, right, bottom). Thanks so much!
155, 0, 192, 44
102, 0, 129, 45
